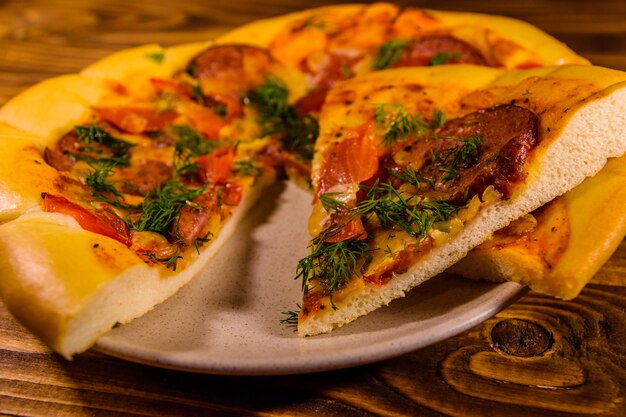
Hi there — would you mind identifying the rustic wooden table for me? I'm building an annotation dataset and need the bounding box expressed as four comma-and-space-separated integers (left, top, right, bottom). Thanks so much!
1, 0, 625, 415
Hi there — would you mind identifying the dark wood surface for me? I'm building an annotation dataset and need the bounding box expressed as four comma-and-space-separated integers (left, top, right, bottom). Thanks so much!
1, 1, 625, 415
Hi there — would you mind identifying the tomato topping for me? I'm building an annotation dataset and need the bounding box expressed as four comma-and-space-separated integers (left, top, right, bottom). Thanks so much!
317, 121, 379, 195
41, 193, 132, 247
197, 147, 235, 184
150, 78, 193, 97
324, 217, 367, 243
94, 107, 178, 134
222, 183, 243, 206
185, 106, 227, 139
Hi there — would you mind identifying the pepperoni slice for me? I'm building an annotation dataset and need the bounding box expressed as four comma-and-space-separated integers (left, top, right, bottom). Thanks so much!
392, 35, 488, 67
117, 160, 172, 195
44, 147, 75, 171
41, 193, 132, 247
415, 104, 538, 202
174, 205, 209, 246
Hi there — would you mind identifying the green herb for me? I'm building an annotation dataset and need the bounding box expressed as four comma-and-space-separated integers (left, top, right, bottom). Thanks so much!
319, 192, 346, 212
388, 166, 423, 188
82, 163, 130, 208
280, 304, 300, 330
74, 123, 135, 160
295, 236, 369, 305
356, 180, 462, 240
434, 135, 482, 183
186, 60, 197, 77
372, 39, 409, 70
193, 232, 213, 254
214, 104, 228, 117
147, 250, 182, 271
171, 124, 219, 176
129, 179, 207, 236
373, 103, 430, 147
232, 159, 262, 177
191, 80, 205, 105
339, 60, 354, 78
249, 77, 319, 161
145, 51, 165, 64
428, 52, 462, 66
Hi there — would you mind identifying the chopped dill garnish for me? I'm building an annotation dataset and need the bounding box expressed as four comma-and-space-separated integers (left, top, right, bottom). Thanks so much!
129, 180, 207, 236
280, 304, 300, 330
193, 232, 213, 254
428, 52, 462, 66
295, 236, 369, 304
171, 124, 219, 176
145, 51, 165, 64
249, 77, 319, 161
232, 159, 262, 177
191, 80, 205, 105
319, 192, 346, 212
388, 166, 423, 188
82, 163, 130, 208
147, 250, 182, 271
372, 39, 409, 70
75, 123, 135, 157
214, 104, 228, 117
434, 135, 482, 183
373, 105, 453, 147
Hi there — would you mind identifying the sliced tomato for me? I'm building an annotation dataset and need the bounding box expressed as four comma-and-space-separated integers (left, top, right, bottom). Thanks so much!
41, 193, 132, 247
222, 182, 243, 206
94, 107, 178, 134
197, 147, 235, 184
317, 121, 379, 196
323, 217, 367, 243
185, 106, 228, 139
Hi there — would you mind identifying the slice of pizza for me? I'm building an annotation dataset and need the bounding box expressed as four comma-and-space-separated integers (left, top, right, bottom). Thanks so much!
448, 153, 626, 299
297, 64, 626, 336
0, 42, 306, 358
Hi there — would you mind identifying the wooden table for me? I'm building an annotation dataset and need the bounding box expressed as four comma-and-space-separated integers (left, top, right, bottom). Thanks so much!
1, 0, 625, 415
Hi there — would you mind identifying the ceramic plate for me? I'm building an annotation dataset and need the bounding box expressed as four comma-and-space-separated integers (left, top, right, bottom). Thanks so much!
96, 181, 525, 375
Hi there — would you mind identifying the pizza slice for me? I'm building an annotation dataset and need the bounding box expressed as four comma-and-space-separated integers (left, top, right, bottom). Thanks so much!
448, 154, 626, 299
0, 42, 306, 358
296, 64, 626, 336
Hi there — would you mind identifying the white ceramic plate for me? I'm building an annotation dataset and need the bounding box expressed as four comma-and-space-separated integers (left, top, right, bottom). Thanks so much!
96, 181, 525, 375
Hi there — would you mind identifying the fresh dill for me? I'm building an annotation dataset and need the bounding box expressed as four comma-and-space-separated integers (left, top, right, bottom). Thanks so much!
193, 232, 213, 254
191, 80, 205, 105
171, 124, 219, 176
248, 77, 319, 161
295, 236, 369, 304
75, 124, 135, 157
147, 250, 182, 271
434, 135, 482, 183
83, 163, 129, 208
129, 180, 207, 236
388, 166, 423, 188
372, 39, 409, 70
428, 52, 462, 66
373, 103, 432, 146
232, 159, 262, 177
319, 192, 346, 212
145, 51, 165, 64
214, 104, 228, 117
280, 304, 300, 330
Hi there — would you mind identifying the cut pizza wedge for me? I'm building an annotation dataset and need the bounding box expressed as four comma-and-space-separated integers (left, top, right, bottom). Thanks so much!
297, 64, 626, 336
448, 153, 626, 299
0, 41, 307, 358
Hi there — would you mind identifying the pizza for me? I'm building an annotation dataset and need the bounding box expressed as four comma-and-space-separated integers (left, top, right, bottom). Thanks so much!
297, 65, 626, 335
217, 2, 589, 185
0, 3, 624, 357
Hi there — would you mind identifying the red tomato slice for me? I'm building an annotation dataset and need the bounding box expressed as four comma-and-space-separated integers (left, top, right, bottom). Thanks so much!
323, 217, 367, 243
197, 147, 235, 184
94, 107, 178, 133
42, 193, 132, 247
185, 106, 227, 139
317, 121, 378, 196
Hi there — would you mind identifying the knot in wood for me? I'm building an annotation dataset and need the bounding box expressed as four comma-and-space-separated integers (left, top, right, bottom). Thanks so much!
491, 319, 552, 357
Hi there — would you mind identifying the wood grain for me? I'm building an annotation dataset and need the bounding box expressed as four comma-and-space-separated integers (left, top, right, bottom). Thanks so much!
0, 0, 625, 415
